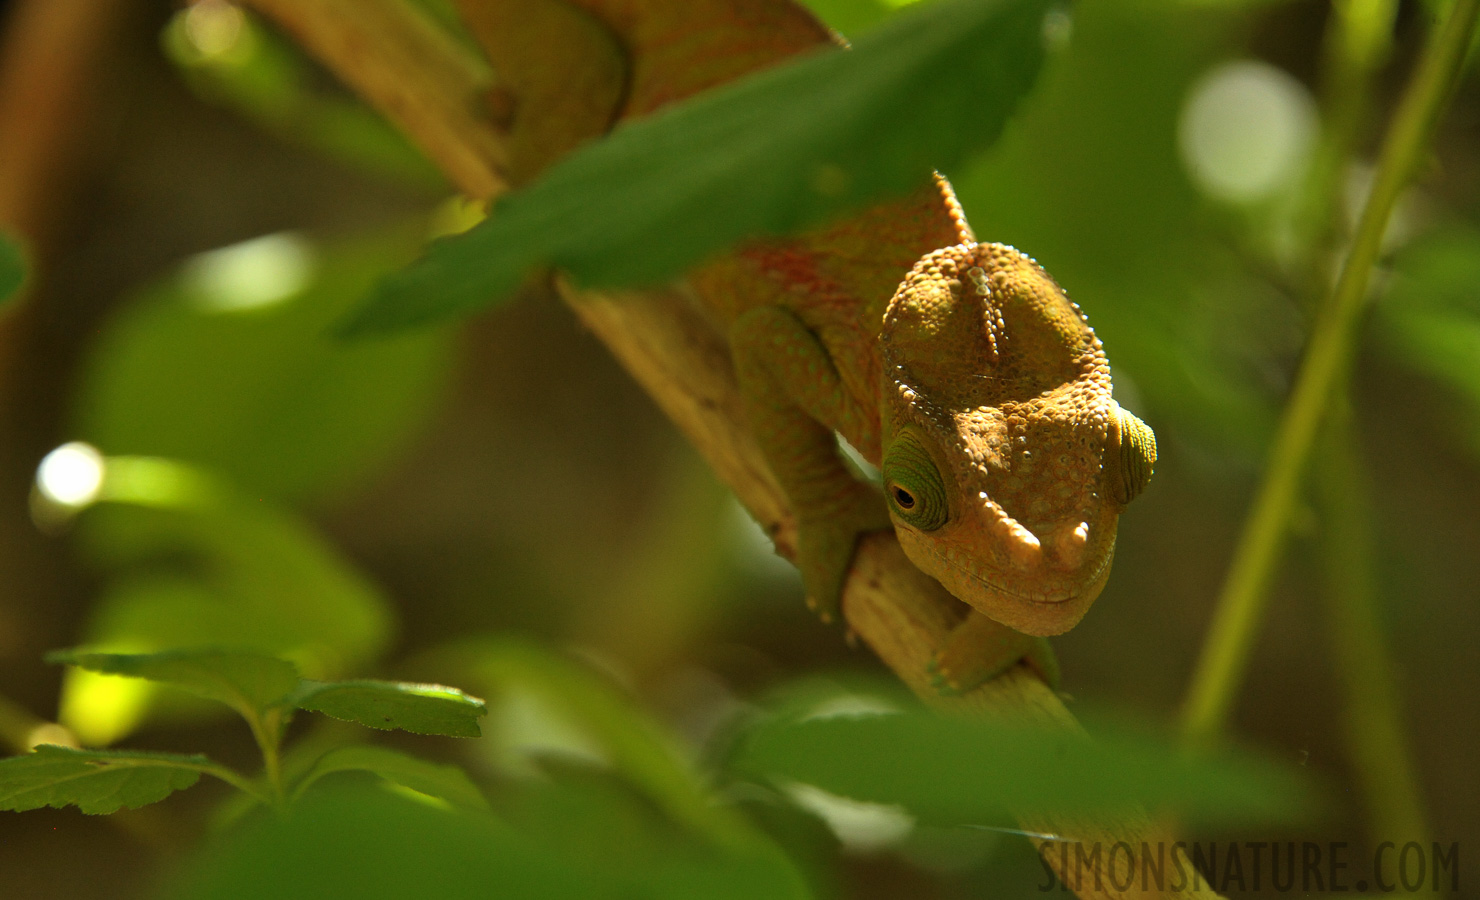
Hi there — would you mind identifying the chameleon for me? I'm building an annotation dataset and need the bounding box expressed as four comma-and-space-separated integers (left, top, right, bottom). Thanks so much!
457, 0, 1156, 690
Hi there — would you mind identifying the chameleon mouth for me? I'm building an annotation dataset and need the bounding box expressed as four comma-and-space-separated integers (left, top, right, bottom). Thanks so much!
914, 534, 1112, 606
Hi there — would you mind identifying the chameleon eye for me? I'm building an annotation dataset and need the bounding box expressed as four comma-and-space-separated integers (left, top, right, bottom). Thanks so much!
1106, 402, 1157, 505
882, 428, 949, 531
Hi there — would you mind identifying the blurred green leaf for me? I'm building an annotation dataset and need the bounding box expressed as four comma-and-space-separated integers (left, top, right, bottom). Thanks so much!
343, 0, 1051, 334
293, 680, 486, 737
1375, 225, 1480, 459
442, 638, 756, 849
74, 230, 454, 504
499, 771, 812, 900
59, 458, 393, 744
736, 710, 1315, 827
165, 787, 602, 900
0, 745, 207, 815
49, 649, 300, 721
0, 230, 25, 307
290, 745, 488, 811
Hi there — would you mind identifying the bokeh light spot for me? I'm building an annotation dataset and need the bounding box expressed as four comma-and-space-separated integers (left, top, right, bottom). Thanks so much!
183, 0, 246, 60
1178, 60, 1317, 204
36, 442, 105, 508
183, 232, 315, 312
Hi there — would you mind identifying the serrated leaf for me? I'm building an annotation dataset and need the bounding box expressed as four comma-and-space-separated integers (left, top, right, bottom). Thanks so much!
0, 745, 208, 814
0, 230, 25, 307
736, 710, 1315, 827
343, 0, 1051, 334
49, 649, 301, 721
290, 744, 488, 811
294, 680, 486, 737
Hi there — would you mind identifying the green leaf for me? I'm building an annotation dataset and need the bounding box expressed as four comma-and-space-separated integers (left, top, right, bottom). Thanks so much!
57, 458, 393, 745
294, 680, 486, 737
165, 787, 604, 900
440, 638, 757, 850
74, 229, 454, 503
499, 773, 812, 900
76, 461, 392, 667
0, 745, 207, 814
342, 0, 1051, 334
48, 649, 300, 721
736, 710, 1315, 827
0, 230, 25, 307
290, 745, 488, 811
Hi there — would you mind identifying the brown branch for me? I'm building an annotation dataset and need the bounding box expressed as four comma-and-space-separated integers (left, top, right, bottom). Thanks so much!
243, 0, 510, 200
0, 0, 134, 398
236, 1, 1224, 895
0, 0, 128, 241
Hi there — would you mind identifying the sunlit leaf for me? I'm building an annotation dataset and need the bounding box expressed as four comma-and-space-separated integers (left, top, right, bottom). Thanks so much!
165, 787, 602, 900
49, 649, 300, 721
74, 229, 454, 503
294, 680, 486, 737
0, 230, 25, 307
0, 745, 208, 815
290, 744, 488, 811
736, 710, 1315, 827
343, 0, 1052, 334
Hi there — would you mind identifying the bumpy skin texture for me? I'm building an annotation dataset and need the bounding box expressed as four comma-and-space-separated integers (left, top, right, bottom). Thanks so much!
881, 242, 1145, 636
711, 177, 1156, 641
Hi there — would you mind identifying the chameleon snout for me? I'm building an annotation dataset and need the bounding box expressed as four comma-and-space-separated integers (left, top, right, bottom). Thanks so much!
1050, 519, 1091, 571
977, 493, 1093, 574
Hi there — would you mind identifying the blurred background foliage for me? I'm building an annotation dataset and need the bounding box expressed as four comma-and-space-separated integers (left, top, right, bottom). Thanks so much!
0, 0, 1476, 897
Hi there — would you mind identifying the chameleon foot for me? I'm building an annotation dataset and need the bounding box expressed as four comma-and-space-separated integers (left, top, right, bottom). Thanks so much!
928, 610, 1059, 694
796, 487, 892, 623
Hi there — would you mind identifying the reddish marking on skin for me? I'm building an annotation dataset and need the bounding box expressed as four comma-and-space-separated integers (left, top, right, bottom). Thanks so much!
745, 245, 856, 319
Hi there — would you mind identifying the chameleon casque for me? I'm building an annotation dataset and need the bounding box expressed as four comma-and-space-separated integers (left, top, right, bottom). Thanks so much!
462, 0, 1156, 690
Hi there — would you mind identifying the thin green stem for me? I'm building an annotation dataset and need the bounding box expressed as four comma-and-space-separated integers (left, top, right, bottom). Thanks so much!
244, 708, 287, 809
1300, 0, 1433, 851
1292, 0, 1398, 306
1180, 0, 1480, 747
196, 760, 275, 808
1315, 400, 1431, 847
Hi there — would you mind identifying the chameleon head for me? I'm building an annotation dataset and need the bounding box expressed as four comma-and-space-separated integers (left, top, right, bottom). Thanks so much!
878, 242, 1156, 636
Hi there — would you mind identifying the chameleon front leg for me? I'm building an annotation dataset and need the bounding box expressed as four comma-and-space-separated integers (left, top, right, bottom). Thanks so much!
929, 610, 1060, 695
731, 306, 891, 621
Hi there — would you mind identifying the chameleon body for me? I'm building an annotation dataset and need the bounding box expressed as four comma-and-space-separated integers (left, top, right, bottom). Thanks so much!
463, 0, 1156, 689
